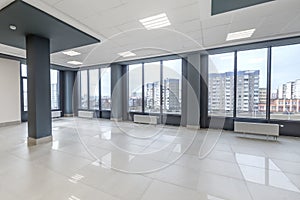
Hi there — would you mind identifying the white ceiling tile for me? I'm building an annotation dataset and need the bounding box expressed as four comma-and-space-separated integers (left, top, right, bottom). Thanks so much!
203, 24, 228, 47
174, 19, 201, 34
54, 0, 96, 20
2, 0, 300, 67
201, 14, 233, 29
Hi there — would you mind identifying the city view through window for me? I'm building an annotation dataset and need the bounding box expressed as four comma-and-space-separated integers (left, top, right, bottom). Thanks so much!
209, 52, 234, 117
79, 68, 111, 110
271, 44, 300, 120
128, 59, 182, 114
21, 65, 60, 111
209, 44, 300, 121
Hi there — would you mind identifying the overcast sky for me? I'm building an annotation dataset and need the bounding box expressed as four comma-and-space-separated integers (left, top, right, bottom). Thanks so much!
209, 43, 300, 90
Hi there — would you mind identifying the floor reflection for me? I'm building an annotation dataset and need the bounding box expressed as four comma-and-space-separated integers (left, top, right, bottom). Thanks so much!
236, 153, 300, 192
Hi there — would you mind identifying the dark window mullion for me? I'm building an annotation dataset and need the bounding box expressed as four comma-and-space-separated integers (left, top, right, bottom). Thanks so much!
99, 68, 101, 111
266, 47, 272, 121
160, 60, 163, 123
234, 51, 238, 118
142, 63, 145, 113
87, 69, 90, 110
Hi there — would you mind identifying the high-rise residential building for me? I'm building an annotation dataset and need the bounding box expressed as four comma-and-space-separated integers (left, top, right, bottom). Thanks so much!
209, 72, 234, 113
163, 78, 180, 112
293, 79, 300, 99
236, 70, 260, 112
275, 79, 300, 100
259, 88, 267, 104
209, 70, 259, 113
285, 82, 294, 99
145, 82, 160, 112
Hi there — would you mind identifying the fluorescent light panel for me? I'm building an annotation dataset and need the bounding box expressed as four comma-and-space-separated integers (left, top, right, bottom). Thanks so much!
226, 29, 256, 41
67, 61, 83, 65
63, 50, 81, 56
139, 13, 171, 30
118, 51, 136, 58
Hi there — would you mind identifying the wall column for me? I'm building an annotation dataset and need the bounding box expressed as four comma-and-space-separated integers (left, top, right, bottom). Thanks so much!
111, 64, 124, 121
186, 53, 201, 129
63, 71, 76, 117
26, 35, 52, 144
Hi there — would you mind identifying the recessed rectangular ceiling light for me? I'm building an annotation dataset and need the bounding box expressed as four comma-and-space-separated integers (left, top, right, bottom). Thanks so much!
67, 61, 83, 65
139, 13, 171, 30
63, 50, 81, 56
226, 29, 256, 41
118, 51, 136, 58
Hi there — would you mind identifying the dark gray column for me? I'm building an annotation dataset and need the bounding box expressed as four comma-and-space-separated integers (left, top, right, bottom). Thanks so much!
186, 53, 201, 129
63, 71, 76, 116
121, 65, 129, 121
181, 58, 188, 126
26, 35, 52, 143
111, 64, 123, 121
200, 54, 209, 128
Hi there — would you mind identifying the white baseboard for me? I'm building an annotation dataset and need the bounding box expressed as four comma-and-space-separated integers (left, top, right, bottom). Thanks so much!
186, 125, 200, 130
64, 114, 74, 117
0, 121, 21, 127
110, 118, 122, 122
27, 136, 53, 146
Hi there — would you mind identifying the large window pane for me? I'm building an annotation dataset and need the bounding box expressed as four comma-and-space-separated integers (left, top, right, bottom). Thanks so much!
128, 64, 143, 112
89, 69, 99, 110
162, 59, 182, 114
23, 79, 28, 112
21, 64, 27, 77
271, 44, 300, 120
101, 68, 111, 110
208, 53, 234, 117
236, 48, 267, 118
80, 70, 88, 109
50, 69, 60, 110
144, 62, 161, 113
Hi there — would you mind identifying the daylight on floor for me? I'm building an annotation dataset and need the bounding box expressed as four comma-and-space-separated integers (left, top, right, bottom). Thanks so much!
0, 0, 300, 200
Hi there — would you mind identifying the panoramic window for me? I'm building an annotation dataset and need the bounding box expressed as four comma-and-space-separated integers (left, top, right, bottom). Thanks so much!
21, 64, 28, 112
80, 70, 88, 109
100, 68, 111, 110
162, 59, 182, 114
89, 69, 99, 110
208, 53, 234, 117
50, 69, 60, 110
144, 62, 161, 113
128, 64, 143, 112
23, 79, 28, 112
271, 44, 300, 120
236, 48, 267, 118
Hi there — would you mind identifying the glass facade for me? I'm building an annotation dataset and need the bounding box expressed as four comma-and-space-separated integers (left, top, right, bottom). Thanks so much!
236, 48, 267, 119
50, 69, 60, 110
208, 53, 234, 117
127, 59, 182, 115
128, 64, 143, 112
89, 69, 99, 110
101, 68, 111, 110
271, 44, 300, 121
79, 68, 111, 111
21, 65, 60, 112
144, 62, 161, 113
162, 59, 182, 114
80, 70, 88, 109
21, 64, 28, 112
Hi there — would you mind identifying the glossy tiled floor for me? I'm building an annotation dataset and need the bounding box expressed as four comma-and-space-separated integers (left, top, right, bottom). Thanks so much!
1, 118, 300, 200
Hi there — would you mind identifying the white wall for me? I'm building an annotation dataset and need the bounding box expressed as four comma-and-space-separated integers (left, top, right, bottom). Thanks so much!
0, 58, 21, 124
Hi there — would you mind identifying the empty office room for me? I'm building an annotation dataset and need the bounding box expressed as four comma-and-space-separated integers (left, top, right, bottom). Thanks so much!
1, 0, 300, 199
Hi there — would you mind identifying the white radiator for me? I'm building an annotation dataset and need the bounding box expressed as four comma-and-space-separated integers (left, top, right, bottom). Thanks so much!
51, 111, 61, 118
78, 111, 94, 119
134, 115, 158, 125
234, 122, 279, 137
